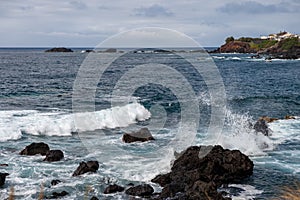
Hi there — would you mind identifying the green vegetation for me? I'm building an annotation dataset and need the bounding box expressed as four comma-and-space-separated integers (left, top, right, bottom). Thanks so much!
250, 40, 278, 50
225, 36, 234, 43
279, 37, 300, 50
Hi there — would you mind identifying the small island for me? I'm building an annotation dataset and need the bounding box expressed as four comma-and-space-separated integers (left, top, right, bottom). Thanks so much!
45, 47, 73, 52
211, 31, 300, 59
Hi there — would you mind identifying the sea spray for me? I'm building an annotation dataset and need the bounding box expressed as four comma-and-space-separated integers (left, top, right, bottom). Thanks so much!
0, 103, 151, 141
199, 109, 275, 156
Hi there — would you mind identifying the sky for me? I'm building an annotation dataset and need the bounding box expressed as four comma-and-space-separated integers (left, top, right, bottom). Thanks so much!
0, 0, 299, 47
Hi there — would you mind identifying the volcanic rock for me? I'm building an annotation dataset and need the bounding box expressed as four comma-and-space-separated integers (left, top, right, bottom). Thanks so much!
211, 41, 256, 53
104, 184, 125, 194
0, 173, 9, 187
122, 128, 155, 143
20, 142, 50, 156
125, 184, 154, 197
44, 150, 64, 162
72, 161, 99, 176
45, 47, 73, 52
152, 145, 253, 200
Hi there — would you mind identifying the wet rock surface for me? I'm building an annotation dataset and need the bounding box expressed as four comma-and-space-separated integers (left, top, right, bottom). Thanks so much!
152, 145, 253, 200
72, 161, 99, 176
125, 184, 154, 197
20, 142, 50, 156
0, 172, 9, 187
122, 128, 155, 143
44, 150, 64, 162
104, 184, 125, 194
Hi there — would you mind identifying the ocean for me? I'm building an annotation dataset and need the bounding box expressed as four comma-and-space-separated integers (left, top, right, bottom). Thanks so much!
0, 48, 299, 199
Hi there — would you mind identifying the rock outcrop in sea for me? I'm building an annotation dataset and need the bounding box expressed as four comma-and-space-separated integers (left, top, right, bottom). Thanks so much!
122, 127, 155, 143
45, 47, 73, 52
253, 115, 296, 136
210, 32, 300, 59
125, 184, 155, 197
43, 150, 64, 162
151, 145, 253, 200
0, 172, 9, 187
20, 142, 50, 156
103, 184, 125, 194
72, 161, 99, 176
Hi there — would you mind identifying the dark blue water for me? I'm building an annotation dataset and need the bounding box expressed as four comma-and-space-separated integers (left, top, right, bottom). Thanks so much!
0, 49, 299, 199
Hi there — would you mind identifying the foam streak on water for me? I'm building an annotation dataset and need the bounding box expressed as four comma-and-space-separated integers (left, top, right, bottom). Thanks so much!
0, 103, 151, 142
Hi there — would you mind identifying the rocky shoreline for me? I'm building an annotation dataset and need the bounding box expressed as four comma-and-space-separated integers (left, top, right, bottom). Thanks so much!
0, 116, 296, 199
210, 32, 300, 59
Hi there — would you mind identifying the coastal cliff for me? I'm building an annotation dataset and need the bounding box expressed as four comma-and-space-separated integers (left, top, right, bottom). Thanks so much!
210, 32, 300, 59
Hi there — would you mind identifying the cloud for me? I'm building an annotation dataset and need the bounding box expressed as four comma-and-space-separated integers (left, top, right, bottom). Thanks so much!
99, 28, 198, 48
0, 0, 299, 47
218, 1, 296, 14
69, 1, 87, 10
134, 4, 173, 17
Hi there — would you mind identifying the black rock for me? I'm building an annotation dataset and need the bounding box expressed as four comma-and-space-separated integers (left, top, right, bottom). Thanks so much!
0, 164, 8, 167
151, 174, 171, 187
48, 191, 69, 198
44, 150, 64, 162
90, 197, 99, 200
122, 128, 155, 143
45, 47, 73, 52
51, 179, 61, 186
72, 161, 99, 176
0, 173, 9, 186
254, 119, 270, 136
20, 142, 50, 156
125, 184, 154, 197
104, 184, 125, 194
152, 145, 253, 200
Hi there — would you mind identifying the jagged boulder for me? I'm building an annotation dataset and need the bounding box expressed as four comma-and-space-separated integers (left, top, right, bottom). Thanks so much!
125, 184, 154, 197
0, 173, 9, 187
152, 145, 253, 200
20, 142, 50, 156
72, 161, 99, 176
104, 184, 125, 194
122, 128, 155, 143
44, 150, 64, 162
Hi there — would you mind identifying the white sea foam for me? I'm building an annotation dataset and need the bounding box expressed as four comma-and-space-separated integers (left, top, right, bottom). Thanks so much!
229, 56, 241, 60
200, 109, 274, 156
228, 184, 263, 200
268, 117, 300, 142
0, 103, 151, 142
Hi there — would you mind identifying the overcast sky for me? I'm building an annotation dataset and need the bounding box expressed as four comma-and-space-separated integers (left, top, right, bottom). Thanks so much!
0, 0, 299, 47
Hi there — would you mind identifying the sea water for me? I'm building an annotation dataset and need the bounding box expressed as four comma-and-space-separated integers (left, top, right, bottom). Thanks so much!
0, 49, 299, 199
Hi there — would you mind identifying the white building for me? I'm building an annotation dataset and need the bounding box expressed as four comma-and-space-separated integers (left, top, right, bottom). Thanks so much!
260, 32, 299, 41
